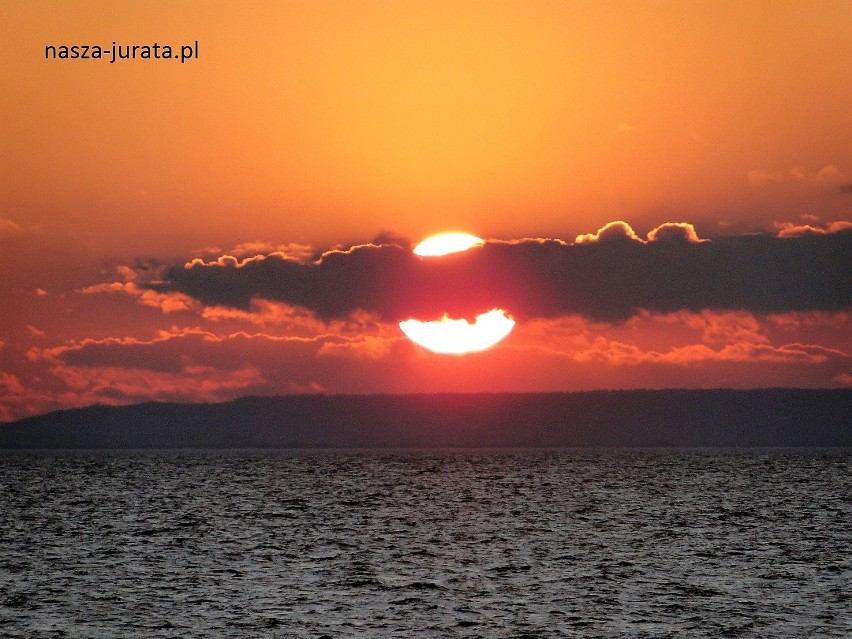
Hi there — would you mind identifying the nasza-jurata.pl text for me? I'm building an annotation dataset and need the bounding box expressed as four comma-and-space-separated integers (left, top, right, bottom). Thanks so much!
45, 41, 199, 63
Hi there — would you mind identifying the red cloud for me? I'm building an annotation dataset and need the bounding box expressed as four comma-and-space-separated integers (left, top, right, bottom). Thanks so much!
510, 311, 850, 368
49, 363, 265, 404
774, 219, 852, 238
81, 281, 197, 313
4, 308, 849, 421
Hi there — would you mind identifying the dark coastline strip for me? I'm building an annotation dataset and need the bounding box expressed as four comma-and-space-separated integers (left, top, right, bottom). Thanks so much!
1, 389, 850, 449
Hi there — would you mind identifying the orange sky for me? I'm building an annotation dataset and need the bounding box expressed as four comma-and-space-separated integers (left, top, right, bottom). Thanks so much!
1, 1, 850, 420
4, 1, 851, 249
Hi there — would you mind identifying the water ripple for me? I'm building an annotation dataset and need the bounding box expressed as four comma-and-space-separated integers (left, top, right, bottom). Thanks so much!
1, 448, 850, 637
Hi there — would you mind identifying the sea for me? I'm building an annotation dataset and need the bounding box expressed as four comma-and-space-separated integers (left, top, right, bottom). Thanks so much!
1, 448, 849, 638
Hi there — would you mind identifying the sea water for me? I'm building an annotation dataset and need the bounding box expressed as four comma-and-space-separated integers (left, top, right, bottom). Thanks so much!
1, 448, 849, 638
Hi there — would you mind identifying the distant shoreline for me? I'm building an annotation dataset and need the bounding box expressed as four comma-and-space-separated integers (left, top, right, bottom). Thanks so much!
2, 389, 849, 450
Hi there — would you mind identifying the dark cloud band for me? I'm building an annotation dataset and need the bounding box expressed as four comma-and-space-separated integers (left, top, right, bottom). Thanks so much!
152, 230, 852, 322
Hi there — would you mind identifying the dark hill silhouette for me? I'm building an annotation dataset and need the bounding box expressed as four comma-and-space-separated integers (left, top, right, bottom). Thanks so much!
1, 389, 849, 449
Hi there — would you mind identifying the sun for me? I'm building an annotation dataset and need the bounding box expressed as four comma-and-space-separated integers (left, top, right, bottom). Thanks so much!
413, 232, 485, 256
401, 232, 515, 354
399, 310, 515, 354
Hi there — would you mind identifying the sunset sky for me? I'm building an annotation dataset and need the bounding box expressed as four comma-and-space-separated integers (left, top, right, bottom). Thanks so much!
2, 1, 850, 421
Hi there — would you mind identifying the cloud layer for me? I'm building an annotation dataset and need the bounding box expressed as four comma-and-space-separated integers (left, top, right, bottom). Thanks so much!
153, 224, 852, 322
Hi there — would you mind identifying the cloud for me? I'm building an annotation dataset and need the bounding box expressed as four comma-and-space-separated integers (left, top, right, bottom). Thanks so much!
790, 165, 845, 185
317, 334, 396, 360
0, 219, 25, 239
26, 325, 46, 338
193, 241, 316, 262
747, 169, 784, 186
0, 371, 60, 422
200, 299, 330, 331
575, 220, 644, 244
655, 342, 845, 366
677, 310, 768, 345
0, 371, 25, 394
81, 281, 197, 313
576, 221, 705, 244
646, 222, 706, 243
21, 326, 406, 411
6, 306, 848, 420
749, 164, 848, 188
27, 330, 297, 405
0, 218, 41, 240
773, 219, 852, 238
152, 222, 851, 323
48, 363, 266, 406
512, 310, 849, 368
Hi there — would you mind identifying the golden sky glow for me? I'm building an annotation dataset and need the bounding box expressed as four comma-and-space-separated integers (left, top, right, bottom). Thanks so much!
3, 1, 850, 251
0, 2, 850, 420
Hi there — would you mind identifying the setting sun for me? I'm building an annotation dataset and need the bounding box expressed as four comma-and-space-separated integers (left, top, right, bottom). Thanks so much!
404, 232, 513, 353
413, 232, 485, 257
399, 310, 515, 354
